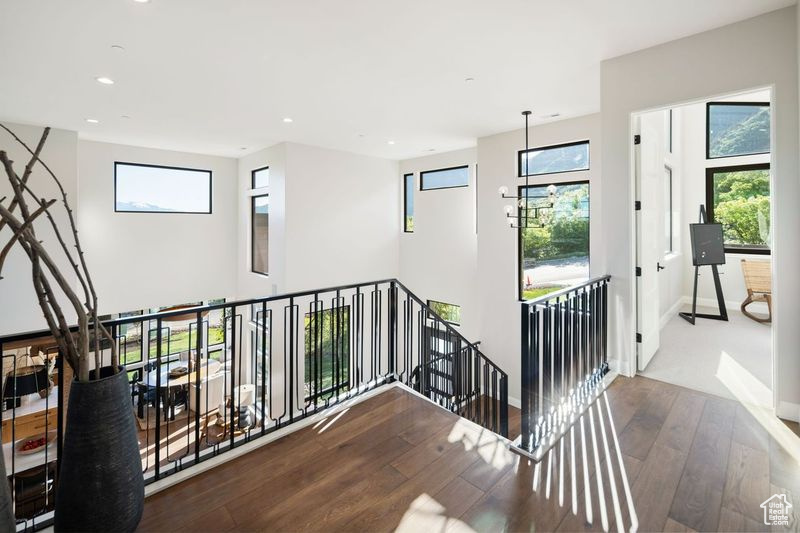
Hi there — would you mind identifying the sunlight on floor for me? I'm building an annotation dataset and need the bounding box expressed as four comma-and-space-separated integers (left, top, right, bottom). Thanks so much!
447, 418, 515, 471
395, 494, 476, 533
717, 350, 800, 466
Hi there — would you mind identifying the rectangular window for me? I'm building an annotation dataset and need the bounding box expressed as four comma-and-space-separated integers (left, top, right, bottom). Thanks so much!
518, 141, 589, 177
252, 166, 269, 189
403, 173, 414, 232
707, 102, 770, 159
251, 195, 269, 275
664, 166, 673, 254
706, 164, 770, 254
519, 181, 590, 300
420, 166, 469, 191
114, 162, 212, 213
427, 300, 461, 326
668, 109, 673, 154
305, 306, 350, 401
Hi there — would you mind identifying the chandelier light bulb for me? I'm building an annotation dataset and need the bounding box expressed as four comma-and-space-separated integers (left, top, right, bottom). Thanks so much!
518, 199, 526, 208
547, 184, 557, 195
504, 205, 513, 214
498, 186, 508, 196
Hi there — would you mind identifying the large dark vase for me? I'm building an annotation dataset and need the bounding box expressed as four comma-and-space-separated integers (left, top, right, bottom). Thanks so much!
54, 366, 144, 532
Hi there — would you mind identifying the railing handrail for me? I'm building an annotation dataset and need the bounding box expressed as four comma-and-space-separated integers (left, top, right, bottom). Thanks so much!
522, 275, 612, 307
393, 279, 507, 378
0, 278, 398, 344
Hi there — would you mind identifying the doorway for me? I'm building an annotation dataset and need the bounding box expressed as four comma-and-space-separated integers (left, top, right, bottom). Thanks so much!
634, 88, 774, 408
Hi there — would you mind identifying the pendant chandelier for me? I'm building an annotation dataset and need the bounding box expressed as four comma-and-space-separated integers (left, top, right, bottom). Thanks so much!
498, 111, 557, 229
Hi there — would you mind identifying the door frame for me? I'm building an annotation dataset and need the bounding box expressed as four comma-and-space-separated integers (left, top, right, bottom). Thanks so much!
628, 86, 778, 413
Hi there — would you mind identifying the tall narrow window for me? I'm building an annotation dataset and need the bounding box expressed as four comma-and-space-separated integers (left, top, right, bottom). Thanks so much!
305, 306, 350, 401
664, 166, 673, 254
706, 164, 770, 254
707, 102, 770, 159
519, 181, 590, 300
251, 195, 269, 274
404, 173, 414, 232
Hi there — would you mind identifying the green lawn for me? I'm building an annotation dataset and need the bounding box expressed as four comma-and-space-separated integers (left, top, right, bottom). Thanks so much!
522, 285, 565, 301
121, 326, 226, 364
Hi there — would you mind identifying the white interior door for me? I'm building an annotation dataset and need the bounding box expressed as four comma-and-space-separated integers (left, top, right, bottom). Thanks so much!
636, 111, 666, 371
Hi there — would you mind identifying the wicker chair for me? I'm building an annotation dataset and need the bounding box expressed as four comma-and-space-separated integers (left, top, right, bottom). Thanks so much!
740, 259, 772, 323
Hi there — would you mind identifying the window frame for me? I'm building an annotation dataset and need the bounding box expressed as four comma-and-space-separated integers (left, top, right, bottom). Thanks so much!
403, 173, 414, 233
251, 193, 270, 275
304, 305, 351, 402
517, 140, 590, 178
705, 101, 770, 160
426, 299, 461, 326
419, 165, 469, 191
251, 166, 270, 189
517, 179, 591, 301
114, 161, 213, 214
705, 162, 771, 255
665, 165, 673, 255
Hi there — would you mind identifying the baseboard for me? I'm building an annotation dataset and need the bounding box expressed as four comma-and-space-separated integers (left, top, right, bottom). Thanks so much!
660, 299, 684, 329
679, 295, 768, 314
777, 401, 800, 422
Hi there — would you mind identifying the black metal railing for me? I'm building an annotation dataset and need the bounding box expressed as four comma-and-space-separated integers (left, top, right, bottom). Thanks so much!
0, 278, 507, 530
517, 275, 611, 457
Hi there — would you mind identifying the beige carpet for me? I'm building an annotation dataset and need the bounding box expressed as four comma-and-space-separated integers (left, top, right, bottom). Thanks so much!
640, 307, 772, 407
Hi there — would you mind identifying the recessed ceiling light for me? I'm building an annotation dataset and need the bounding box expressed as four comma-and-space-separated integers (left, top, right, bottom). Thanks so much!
240, 147, 247, 151
282, 117, 293, 123
465, 77, 475, 82
86, 118, 99, 124
111, 44, 125, 51
121, 115, 131, 119
133, 0, 150, 3
95, 76, 114, 85
387, 140, 395, 145
427, 148, 436, 152
549, 113, 561, 118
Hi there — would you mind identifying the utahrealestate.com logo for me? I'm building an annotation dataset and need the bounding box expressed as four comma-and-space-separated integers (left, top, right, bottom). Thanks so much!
761, 494, 792, 526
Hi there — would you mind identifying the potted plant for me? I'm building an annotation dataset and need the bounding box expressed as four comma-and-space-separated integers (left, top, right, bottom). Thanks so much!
0, 125, 144, 531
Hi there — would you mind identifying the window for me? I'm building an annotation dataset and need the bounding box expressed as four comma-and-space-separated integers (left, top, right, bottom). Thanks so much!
114, 162, 212, 213
518, 141, 589, 177
667, 109, 673, 154
519, 181, 589, 300
664, 166, 673, 254
427, 300, 460, 326
420, 166, 469, 191
706, 102, 770, 159
251, 195, 269, 275
706, 164, 770, 254
252, 166, 269, 189
403, 173, 414, 232
305, 306, 350, 401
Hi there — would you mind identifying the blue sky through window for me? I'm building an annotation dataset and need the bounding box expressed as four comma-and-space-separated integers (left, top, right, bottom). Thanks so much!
115, 163, 211, 213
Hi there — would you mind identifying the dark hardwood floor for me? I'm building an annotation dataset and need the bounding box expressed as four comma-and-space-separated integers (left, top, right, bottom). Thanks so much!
138, 376, 800, 532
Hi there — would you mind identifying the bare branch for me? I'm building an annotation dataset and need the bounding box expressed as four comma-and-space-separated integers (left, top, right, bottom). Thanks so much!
0, 198, 56, 276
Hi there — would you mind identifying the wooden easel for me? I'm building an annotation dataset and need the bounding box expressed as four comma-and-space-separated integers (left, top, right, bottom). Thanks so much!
679, 206, 729, 325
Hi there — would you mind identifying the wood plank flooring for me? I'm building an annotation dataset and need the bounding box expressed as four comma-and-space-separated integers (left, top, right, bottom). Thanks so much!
138, 377, 800, 532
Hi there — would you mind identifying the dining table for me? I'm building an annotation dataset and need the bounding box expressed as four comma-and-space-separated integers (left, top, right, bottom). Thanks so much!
139, 360, 220, 421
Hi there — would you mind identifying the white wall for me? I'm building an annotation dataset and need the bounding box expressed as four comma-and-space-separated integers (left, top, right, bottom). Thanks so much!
236, 143, 287, 299
78, 140, 238, 314
678, 93, 771, 313
280, 143, 399, 292
477, 113, 602, 401
601, 7, 799, 413
0, 123, 78, 335
399, 149, 479, 339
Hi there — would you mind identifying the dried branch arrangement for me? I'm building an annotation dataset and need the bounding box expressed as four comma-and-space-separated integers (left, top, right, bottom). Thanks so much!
0, 125, 117, 381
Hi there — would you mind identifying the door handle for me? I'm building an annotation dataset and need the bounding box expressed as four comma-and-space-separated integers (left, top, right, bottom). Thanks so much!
657, 262, 666, 272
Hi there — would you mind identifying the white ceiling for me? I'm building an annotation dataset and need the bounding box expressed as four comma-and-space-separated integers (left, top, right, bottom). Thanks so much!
0, 0, 794, 160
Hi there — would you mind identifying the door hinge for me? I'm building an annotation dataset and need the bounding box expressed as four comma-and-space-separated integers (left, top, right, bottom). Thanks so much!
635, 266, 642, 277
636, 333, 642, 343
634, 200, 641, 211
634, 134, 641, 145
